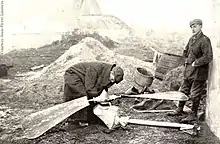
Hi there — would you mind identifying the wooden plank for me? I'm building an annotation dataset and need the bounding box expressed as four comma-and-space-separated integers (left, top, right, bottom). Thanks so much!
133, 109, 175, 113
22, 96, 90, 139
122, 91, 189, 101
128, 119, 194, 130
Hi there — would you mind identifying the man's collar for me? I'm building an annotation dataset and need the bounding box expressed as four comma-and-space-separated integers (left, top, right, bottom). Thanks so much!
192, 31, 203, 39
103, 64, 116, 87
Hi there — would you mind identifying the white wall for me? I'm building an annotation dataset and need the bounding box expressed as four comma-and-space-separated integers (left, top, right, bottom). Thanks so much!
207, 0, 220, 139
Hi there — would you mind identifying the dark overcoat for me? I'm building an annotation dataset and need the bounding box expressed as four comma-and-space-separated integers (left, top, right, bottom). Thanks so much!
64, 62, 115, 101
183, 32, 213, 80
63, 62, 116, 122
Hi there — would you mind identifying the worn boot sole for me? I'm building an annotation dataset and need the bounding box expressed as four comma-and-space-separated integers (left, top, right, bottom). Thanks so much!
181, 118, 196, 124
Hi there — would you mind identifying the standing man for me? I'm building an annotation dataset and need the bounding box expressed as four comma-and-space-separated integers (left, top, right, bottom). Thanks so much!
168, 19, 213, 123
64, 61, 124, 125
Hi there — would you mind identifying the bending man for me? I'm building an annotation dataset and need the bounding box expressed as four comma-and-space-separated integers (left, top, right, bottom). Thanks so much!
63, 61, 124, 125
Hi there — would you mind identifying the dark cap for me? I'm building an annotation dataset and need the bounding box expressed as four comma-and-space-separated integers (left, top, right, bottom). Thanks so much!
189, 19, 202, 27
112, 66, 124, 84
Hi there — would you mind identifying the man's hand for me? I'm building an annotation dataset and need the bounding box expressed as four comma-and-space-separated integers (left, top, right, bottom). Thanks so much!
100, 90, 109, 99
91, 96, 106, 102
91, 90, 109, 102
192, 61, 195, 67
108, 95, 121, 100
90, 94, 121, 102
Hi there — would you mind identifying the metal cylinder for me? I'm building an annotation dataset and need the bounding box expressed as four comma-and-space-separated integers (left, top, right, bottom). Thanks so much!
134, 67, 154, 89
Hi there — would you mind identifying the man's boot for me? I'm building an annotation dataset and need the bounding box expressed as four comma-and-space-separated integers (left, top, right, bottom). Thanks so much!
132, 99, 152, 110
181, 112, 197, 123
167, 101, 186, 116
181, 100, 199, 123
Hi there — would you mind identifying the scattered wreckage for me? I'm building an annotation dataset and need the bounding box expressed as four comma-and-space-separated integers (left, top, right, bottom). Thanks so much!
21, 67, 200, 139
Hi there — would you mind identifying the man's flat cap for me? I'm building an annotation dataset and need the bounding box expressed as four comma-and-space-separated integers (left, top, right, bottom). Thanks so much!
189, 19, 202, 27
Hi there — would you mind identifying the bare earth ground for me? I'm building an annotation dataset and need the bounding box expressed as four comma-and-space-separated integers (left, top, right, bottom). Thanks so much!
0, 79, 219, 144
0, 34, 220, 144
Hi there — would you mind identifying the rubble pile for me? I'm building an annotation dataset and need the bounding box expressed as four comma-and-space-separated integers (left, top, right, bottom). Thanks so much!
157, 65, 206, 113
157, 66, 184, 92
59, 28, 119, 49
18, 37, 154, 105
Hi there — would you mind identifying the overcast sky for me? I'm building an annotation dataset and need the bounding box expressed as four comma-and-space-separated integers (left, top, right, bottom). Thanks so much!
5, 0, 213, 33
3, 0, 215, 51
99, 0, 213, 32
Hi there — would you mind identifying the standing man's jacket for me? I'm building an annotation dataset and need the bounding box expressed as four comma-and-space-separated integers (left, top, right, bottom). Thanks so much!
64, 62, 115, 99
183, 32, 213, 80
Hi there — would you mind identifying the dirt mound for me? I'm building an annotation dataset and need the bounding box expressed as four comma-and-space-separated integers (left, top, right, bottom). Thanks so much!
156, 66, 184, 92
158, 65, 207, 113
19, 37, 154, 106
60, 28, 118, 48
